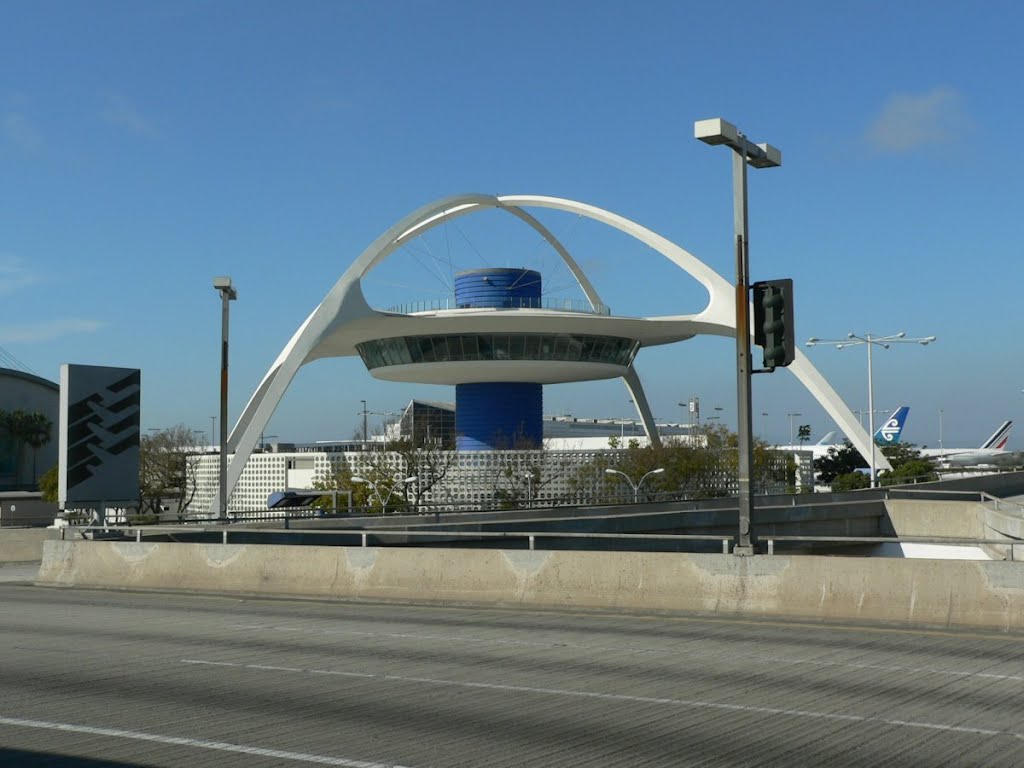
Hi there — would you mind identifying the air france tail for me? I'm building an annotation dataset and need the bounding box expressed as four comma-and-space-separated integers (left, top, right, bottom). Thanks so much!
981, 420, 1013, 450
873, 406, 910, 446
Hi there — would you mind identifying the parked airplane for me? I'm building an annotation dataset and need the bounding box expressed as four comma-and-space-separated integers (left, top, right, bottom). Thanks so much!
921, 421, 1024, 468
773, 407, 910, 460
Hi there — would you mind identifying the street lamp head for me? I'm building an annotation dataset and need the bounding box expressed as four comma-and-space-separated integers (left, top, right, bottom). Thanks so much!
650, 467, 665, 475
806, 337, 818, 345
748, 143, 782, 169
694, 117, 739, 146
846, 332, 855, 339
895, 331, 906, 339
919, 336, 936, 345
694, 118, 781, 167
403, 476, 418, 484
213, 275, 237, 300
351, 476, 368, 484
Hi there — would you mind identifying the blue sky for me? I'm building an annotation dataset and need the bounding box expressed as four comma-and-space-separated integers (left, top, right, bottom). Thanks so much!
2, 1, 1020, 449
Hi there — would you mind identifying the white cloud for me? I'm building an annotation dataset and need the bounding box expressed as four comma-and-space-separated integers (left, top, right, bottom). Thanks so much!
2, 111, 42, 151
865, 87, 971, 152
0, 319, 105, 344
0, 255, 39, 295
100, 93, 157, 137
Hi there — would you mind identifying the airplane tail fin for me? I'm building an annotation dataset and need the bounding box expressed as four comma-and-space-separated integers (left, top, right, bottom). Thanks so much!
874, 406, 910, 446
981, 420, 1012, 450
816, 430, 838, 446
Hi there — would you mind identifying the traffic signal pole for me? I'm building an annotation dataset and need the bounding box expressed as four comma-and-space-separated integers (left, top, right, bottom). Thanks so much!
732, 138, 756, 555
695, 118, 782, 557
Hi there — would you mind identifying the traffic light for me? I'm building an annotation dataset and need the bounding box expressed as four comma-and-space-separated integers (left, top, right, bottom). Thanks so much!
752, 278, 794, 370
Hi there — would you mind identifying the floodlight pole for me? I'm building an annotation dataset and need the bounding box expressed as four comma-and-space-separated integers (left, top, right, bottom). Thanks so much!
213, 276, 237, 521
695, 118, 781, 555
806, 332, 935, 488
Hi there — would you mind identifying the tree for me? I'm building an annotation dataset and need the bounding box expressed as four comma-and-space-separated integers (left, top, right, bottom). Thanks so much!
814, 440, 868, 484
0, 409, 53, 487
830, 471, 870, 491
139, 425, 202, 519
311, 460, 366, 512
39, 465, 58, 503
879, 443, 938, 485
366, 437, 456, 512
571, 424, 790, 503
798, 424, 811, 446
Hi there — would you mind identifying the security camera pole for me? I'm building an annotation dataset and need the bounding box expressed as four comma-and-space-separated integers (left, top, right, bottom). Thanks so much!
695, 118, 781, 555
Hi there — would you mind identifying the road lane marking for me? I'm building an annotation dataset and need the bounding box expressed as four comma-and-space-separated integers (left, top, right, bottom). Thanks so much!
0, 714, 415, 767
227, 624, 1024, 683
181, 658, 1019, 741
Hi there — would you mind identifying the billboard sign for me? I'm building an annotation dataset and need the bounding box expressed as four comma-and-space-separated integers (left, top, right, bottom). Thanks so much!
58, 364, 141, 507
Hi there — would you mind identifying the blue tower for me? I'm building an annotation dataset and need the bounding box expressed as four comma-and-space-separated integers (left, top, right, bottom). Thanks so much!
454, 268, 543, 450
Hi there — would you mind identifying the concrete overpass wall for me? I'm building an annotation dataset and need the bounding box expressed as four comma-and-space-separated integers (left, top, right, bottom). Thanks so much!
0, 528, 62, 563
882, 500, 988, 539
38, 539, 1024, 632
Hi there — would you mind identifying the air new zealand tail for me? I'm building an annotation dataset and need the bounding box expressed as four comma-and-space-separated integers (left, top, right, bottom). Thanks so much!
873, 406, 910, 446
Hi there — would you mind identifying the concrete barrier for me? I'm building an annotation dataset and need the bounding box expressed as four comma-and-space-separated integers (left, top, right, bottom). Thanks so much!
0, 528, 62, 563
37, 539, 1024, 632
883, 499, 988, 538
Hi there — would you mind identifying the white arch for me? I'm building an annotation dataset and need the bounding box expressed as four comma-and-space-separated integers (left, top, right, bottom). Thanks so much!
211, 194, 884, 515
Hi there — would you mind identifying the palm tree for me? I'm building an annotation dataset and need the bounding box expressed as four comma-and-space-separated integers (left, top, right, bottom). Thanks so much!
3, 410, 53, 487
19, 411, 53, 482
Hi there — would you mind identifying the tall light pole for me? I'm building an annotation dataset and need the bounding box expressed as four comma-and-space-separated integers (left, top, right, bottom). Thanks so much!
605, 467, 665, 503
212, 276, 237, 520
696, 118, 781, 555
939, 409, 944, 461
807, 332, 935, 488
210, 416, 216, 454
787, 412, 802, 446
358, 400, 368, 443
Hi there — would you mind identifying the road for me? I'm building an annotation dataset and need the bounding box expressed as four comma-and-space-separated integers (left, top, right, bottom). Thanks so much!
1, 579, 1023, 767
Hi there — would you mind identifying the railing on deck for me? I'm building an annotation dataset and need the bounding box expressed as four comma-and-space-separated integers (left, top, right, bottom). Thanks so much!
384, 297, 611, 316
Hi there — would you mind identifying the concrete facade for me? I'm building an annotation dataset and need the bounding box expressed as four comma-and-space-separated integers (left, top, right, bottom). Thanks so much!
0, 368, 59, 489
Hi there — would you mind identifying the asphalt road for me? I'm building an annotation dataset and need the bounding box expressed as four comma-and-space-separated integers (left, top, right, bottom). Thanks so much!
1, 579, 1024, 767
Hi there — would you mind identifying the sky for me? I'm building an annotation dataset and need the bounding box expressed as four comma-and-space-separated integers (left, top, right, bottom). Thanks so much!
2, 1, 1021, 450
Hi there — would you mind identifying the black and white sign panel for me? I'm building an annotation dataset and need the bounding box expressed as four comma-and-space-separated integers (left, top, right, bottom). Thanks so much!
58, 364, 141, 507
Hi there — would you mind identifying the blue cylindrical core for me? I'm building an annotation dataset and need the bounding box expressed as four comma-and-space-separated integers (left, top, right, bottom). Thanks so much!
454, 268, 543, 450
454, 268, 541, 309
456, 382, 543, 450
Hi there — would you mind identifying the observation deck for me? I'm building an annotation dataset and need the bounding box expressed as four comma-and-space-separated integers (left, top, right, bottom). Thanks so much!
384, 296, 611, 316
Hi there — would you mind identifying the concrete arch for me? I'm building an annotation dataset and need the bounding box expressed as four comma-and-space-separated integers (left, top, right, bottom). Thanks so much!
496, 195, 884, 472
212, 194, 882, 515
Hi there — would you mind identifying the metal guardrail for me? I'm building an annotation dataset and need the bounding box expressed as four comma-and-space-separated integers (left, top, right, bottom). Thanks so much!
63, 522, 1024, 559
63, 525, 735, 553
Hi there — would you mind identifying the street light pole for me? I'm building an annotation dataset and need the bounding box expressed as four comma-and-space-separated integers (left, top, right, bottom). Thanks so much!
212, 276, 237, 520
787, 412, 802, 446
806, 332, 935, 488
696, 118, 781, 555
605, 467, 665, 503
939, 409, 944, 461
